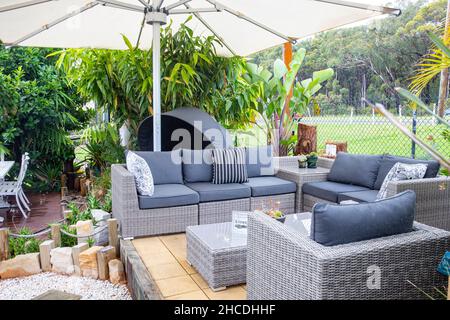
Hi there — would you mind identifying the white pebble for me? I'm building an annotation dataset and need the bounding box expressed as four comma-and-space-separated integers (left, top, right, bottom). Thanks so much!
0, 272, 131, 300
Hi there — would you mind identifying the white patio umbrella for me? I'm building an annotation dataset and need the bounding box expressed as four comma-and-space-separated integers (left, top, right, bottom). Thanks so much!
0, 0, 400, 151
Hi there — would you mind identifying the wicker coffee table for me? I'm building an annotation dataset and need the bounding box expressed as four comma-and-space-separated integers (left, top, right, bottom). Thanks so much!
186, 213, 311, 291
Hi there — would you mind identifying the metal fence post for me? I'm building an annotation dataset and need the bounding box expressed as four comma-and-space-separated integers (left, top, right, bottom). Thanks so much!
411, 110, 417, 159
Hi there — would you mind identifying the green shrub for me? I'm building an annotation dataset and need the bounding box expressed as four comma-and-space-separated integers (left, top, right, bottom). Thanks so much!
8, 227, 42, 258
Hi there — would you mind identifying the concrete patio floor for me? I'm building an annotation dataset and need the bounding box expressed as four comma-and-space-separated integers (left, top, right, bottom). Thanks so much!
132, 234, 247, 300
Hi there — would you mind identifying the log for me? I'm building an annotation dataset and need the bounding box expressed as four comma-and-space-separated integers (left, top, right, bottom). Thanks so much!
295, 123, 317, 155
39, 240, 55, 272
97, 246, 116, 280
108, 219, 119, 257
51, 224, 61, 247
0, 228, 9, 261
72, 243, 89, 276
80, 178, 87, 196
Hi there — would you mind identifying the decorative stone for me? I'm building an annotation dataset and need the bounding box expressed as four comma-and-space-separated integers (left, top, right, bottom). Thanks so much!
108, 259, 126, 285
91, 209, 111, 245
50, 247, 74, 274
72, 243, 89, 276
75, 220, 94, 244
79, 246, 103, 279
0, 253, 41, 279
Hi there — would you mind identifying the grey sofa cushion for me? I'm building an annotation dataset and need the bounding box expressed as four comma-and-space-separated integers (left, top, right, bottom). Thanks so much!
302, 181, 369, 203
244, 177, 296, 197
246, 146, 275, 177
311, 190, 416, 246
374, 155, 440, 190
138, 184, 199, 209
186, 182, 251, 202
337, 190, 378, 203
327, 153, 382, 189
132, 150, 183, 185
182, 149, 213, 183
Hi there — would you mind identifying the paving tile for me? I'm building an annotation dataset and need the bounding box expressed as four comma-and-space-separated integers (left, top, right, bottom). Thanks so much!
133, 237, 167, 253
156, 275, 200, 297
191, 273, 209, 289
141, 250, 178, 267
166, 290, 209, 300
203, 286, 247, 300
147, 262, 187, 280
178, 258, 197, 274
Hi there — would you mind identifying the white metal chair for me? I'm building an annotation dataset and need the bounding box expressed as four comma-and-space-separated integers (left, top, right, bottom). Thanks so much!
0, 153, 30, 218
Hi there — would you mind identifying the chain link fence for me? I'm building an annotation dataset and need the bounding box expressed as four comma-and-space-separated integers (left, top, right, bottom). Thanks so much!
301, 107, 450, 160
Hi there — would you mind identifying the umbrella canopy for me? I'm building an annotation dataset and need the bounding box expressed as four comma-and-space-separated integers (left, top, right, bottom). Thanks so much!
0, 0, 400, 150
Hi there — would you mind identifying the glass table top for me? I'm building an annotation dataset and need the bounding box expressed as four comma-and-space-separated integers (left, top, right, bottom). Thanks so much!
189, 212, 312, 251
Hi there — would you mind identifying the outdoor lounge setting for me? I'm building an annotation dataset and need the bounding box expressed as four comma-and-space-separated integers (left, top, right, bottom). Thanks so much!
1, 0, 450, 306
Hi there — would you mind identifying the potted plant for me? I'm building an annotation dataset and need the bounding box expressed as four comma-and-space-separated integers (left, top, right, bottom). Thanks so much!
265, 209, 286, 223
298, 155, 308, 168
307, 152, 318, 168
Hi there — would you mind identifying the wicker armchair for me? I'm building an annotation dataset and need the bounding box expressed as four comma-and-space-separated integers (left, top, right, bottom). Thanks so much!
247, 211, 450, 300
386, 176, 450, 231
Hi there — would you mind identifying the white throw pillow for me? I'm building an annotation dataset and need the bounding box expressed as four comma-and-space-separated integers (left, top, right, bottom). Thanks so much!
126, 151, 154, 196
377, 162, 427, 200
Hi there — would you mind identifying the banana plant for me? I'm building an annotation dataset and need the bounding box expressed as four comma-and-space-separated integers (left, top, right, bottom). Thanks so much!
243, 48, 334, 156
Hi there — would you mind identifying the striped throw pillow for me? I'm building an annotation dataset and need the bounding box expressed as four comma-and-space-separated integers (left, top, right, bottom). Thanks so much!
211, 148, 248, 184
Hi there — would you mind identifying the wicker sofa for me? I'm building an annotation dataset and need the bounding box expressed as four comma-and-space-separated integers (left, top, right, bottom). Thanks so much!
279, 153, 450, 231
247, 211, 450, 300
112, 147, 296, 238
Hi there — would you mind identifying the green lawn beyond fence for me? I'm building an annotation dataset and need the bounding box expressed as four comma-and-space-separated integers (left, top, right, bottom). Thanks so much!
232, 115, 450, 160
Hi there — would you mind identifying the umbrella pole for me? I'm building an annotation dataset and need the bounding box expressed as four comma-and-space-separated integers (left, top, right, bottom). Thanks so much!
152, 22, 161, 152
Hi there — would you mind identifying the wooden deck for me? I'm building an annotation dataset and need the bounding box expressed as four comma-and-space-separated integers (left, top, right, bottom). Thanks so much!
0, 192, 64, 233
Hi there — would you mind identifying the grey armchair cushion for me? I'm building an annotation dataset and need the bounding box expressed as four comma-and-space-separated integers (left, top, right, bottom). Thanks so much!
337, 190, 378, 203
132, 150, 183, 185
182, 149, 213, 183
311, 190, 416, 246
374, 155, 440, 190
327, 153, 382, 189
243, 176, 296, 197
186, 182, 251, 202
302, 181, 369, 203
138, 184, 199, 209
246, 146, 275, 177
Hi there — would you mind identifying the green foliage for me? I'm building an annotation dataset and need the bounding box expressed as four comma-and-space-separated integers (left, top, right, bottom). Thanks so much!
56, 18, 256, 140
250, 0, 446, 113
0, 46, 92, 191
65, 202, 94, 226
8, 228, 42, 258
243, 49, 333, 155
59, 224, 78, 248
78, 123, 125, 173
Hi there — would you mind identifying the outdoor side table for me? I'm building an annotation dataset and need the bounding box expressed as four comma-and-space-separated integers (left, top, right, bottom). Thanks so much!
276, 166, 330, 212
186, 222, 247, 291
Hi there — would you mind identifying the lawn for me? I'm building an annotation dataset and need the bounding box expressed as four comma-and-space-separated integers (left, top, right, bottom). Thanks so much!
232, 115, 450, 160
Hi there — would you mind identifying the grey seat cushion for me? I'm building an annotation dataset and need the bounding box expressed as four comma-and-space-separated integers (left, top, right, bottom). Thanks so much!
302, 181, 369, 203
138, 184, 199, 209
337, 190, 379, 203
182, 149, 213, 183
246, 146, 275, 177
327, 152, 382, 189
131, 150, 183, 185
373, 155, 440, 190
185, 182, 251, 202
311, 190, 416, 246
243, 176, 296, 197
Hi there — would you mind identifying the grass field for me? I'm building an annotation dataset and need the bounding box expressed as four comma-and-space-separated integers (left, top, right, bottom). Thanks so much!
231, 115, 450, 159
